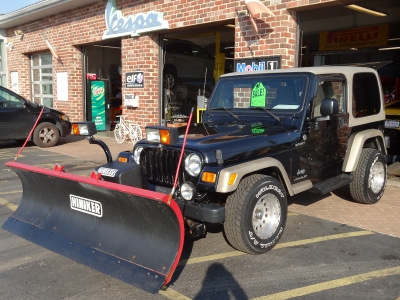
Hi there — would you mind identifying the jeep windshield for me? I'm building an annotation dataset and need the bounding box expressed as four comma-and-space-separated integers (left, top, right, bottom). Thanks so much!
208, 74, 308, 117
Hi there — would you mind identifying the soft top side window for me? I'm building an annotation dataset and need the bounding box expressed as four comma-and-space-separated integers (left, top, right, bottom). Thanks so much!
312, 77, 345, 119
352, 72, 381, 118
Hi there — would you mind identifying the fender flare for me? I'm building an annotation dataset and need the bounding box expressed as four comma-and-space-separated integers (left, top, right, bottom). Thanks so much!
342, 129, 386, 173
216, 157, 312, 196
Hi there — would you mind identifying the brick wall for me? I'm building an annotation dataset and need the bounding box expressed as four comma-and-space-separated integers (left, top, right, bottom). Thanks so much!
5, 0, 336, 128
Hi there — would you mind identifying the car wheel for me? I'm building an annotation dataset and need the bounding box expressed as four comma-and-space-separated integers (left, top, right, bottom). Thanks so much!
224, 174, 288, 254
350, 148, 387, 204
33, 122, 60, 148
163, 67, 177, 89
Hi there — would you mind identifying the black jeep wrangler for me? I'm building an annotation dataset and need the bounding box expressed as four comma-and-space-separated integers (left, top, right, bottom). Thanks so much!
83, 66, 388, 254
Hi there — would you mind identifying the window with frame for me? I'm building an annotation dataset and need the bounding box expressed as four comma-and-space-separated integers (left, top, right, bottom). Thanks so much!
312, 80, 345, 119
352, 72, 381, 118
31, 53, 53, 107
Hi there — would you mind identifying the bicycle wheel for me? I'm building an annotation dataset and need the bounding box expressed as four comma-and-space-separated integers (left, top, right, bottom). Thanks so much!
129, 125, 142, 143
135, 125, 143, 141
114, 124, 125, 144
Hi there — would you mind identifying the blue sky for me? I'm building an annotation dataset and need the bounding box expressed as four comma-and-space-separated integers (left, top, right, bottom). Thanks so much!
1, 0, 42, 14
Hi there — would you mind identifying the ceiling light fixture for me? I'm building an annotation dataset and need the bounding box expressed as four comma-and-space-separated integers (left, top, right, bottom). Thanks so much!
378, 46, 400, 51
345, 4, 387, 17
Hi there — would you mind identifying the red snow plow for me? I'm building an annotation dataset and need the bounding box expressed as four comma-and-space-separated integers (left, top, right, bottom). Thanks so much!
2, 161, 184, 294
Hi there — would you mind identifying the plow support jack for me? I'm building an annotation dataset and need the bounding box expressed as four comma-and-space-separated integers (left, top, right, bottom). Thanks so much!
2, 161, 184, 294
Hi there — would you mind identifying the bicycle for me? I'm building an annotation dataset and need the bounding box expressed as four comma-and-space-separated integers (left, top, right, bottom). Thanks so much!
114, 115, 143, 144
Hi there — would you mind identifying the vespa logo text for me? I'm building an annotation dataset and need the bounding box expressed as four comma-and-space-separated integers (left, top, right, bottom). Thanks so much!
102, 0, 169, 39
70, 195, 103, 217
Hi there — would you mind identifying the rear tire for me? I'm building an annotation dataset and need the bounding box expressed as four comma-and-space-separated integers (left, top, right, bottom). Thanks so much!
33, 122, 59, 148
350, 148, 387, 204
224, 174, 287, 254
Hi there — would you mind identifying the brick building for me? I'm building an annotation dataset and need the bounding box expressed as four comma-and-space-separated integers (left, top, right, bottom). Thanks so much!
0, 0, 399, 132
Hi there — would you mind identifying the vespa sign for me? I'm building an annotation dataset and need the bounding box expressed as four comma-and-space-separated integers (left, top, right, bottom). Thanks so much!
103, 0, 169, 40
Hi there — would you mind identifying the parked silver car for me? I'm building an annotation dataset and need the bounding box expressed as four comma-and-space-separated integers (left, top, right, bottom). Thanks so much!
163, 40, 215, 88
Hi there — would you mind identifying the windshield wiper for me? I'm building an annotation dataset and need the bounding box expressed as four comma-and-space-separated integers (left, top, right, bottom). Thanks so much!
210, 107, 239, 120
251, 107, 280, 122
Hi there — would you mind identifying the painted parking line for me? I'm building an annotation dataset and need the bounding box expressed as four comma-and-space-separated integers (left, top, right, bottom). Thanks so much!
0, 190, 22, 195
253, 266, 400, 300
0, 197, 18, 211
159, 288, 191, 300
179, 231, 374, 266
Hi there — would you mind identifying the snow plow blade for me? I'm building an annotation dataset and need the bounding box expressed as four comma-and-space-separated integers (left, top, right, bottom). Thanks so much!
2, 161, 184, 294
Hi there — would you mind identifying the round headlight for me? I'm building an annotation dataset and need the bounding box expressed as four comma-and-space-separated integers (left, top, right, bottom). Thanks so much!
180, 182, 196, 201
185, 153, 202, 177
133, 146, 143, 164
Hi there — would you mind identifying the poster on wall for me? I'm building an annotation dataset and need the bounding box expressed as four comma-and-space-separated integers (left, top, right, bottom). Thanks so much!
319, 24, 389, 51
126, 71, 144, 88
56, 72, 68, 101
90, 80, 107, 131
10, 72, 19, 94
235, 56, 281, 72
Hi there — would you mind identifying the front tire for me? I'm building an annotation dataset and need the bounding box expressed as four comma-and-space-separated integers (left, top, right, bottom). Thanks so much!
224, 174, 288, 254
350, 148, 387, 204
33, 122, 59, 148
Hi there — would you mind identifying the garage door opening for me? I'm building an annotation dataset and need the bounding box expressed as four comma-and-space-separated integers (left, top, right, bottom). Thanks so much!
160, 22, 235, 125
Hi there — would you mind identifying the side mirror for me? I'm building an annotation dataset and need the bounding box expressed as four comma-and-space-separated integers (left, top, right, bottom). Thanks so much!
320, 98, 339, 116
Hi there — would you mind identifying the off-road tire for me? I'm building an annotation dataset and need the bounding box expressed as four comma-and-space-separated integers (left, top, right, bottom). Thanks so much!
224, 174, 287, 254
33, 122, 59, 148
350, 148, 387, 204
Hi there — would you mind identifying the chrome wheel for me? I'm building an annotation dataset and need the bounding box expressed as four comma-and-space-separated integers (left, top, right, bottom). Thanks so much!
369, 160, 385, 194
252, 193, 281, 239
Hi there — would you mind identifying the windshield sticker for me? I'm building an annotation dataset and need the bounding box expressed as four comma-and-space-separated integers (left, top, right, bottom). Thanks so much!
251, 82, 267, 107
252, 128, 265, 134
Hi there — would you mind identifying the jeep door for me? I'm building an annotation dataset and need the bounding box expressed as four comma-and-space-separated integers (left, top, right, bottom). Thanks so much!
306, 77, 349, 182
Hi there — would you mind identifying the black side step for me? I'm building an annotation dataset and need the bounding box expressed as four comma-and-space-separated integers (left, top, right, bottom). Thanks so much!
309, 174, 353, 194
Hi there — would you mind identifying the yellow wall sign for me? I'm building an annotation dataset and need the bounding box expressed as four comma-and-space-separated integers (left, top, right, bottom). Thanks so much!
319, 24, 389, 51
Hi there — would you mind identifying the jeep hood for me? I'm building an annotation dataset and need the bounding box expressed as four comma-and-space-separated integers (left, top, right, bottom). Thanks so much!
183, 121, 299, 164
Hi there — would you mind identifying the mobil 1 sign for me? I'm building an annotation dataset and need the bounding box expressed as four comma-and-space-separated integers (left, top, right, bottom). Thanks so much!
235, 56, 281, 72
126, 71, 144, 88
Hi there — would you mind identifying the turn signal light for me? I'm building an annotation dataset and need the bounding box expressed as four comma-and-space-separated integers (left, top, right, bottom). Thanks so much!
228, 173, 237, 185
118, 156, 128, 163
71, 122, 97, 136
202, 172, 216, 183
160, 129, 172, 145
145, 126, 179, 145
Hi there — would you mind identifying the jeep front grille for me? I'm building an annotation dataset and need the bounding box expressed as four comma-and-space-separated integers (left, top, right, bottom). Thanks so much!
141, 148, 184, 186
